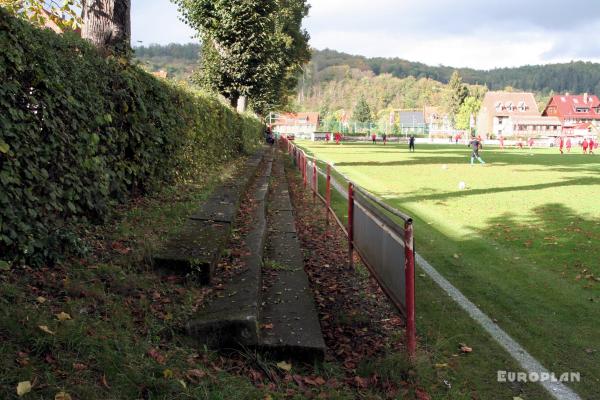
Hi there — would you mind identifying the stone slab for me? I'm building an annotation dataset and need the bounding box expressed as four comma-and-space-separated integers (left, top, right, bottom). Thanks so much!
153, 219, 231, 285
186, 158, 272, 347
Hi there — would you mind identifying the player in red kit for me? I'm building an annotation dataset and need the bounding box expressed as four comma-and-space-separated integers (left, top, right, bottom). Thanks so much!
559, 137, 564, 154
582, 138, 589, 154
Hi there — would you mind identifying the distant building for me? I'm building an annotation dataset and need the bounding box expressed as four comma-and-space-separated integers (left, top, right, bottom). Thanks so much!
507, 115, 562, 137
477, 91, 539, 138
151, 70, 168, 79
270, 112, 320, 137
394, 109, 426, 135
542, 93, 600, 133
39, 8, 81, 36
424, 106, 451, 134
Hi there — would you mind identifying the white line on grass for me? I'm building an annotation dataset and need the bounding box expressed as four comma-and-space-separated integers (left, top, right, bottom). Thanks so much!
415, 253, 581, 400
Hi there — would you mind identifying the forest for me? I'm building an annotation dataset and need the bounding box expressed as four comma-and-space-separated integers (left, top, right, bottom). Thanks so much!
311, 49, 600, 95
134, 44, 600, 121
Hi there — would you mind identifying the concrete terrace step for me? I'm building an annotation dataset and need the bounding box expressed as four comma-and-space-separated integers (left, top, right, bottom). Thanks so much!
153, 147, 267, 285
186, 151, 273, 348
258, 155, 326, 361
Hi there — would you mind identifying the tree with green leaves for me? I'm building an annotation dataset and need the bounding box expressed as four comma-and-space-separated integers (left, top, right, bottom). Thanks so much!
172, 0, 310, 115
447, 71, 469, 126
455, 96, 482, 130
0, 0, 81, 30
353, 95, 372, 123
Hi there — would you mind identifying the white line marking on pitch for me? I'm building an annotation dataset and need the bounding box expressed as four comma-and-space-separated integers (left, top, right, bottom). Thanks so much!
415, 253, 581, 400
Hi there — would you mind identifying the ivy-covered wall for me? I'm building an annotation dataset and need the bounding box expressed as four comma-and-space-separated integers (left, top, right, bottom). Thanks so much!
0, 10, 263, 265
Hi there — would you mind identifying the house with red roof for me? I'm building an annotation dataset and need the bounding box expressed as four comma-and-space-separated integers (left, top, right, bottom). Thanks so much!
270, 112, 320, 137
542, 93, 600, 134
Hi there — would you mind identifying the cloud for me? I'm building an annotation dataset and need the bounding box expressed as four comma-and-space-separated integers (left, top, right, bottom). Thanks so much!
305, 0, 600, 68
129, 0, 600, 68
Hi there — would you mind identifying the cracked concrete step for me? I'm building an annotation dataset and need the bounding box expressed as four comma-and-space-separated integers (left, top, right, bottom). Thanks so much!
259, 155, 326, 361
186, 150, 273, 348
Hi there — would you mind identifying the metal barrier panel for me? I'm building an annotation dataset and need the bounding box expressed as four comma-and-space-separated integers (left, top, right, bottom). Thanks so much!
353, 191, 407, 312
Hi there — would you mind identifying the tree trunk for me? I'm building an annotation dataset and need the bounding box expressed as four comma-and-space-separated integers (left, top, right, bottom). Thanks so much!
236, 96, 247, 113
81, 0, 131, 54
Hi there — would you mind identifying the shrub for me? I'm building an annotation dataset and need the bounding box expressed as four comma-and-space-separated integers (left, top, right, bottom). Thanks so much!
0, 10, 263, 265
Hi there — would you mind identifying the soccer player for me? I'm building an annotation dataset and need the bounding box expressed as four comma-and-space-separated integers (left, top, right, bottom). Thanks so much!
382, 132, 387, 145
589, 138, 595, 154
559, 136, 564, 154
566, 137, 572, 153
582, 138, 589, 154
499, 135, 505, 149
409, 135, 415, 152
468, 136, 486, 165
528, 137, 534, 149
371, 132, 377, 144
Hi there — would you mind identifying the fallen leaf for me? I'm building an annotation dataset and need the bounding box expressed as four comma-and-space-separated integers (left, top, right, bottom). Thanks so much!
163, 369, 173, 379
72, 363, 87, 371
56, 312, 72, 321
36, 296, 47, 304
264, 395, 273, 400
459, 344, 473, 353
354, 376, 368, 388
186, 369, 207, 383
434, 363, 449, 368
17, 381, 32, 396
39, 325, 55, 335
513, 397, 524, 400
314, 376, 326, 385
416, 387, 431, 400
55, 392, 72, 400
100, 374, 110, 389
276, 361, 292, 372
260, 323, 274, 330
111, 241, 131, 254
178, 379, 187, 389
453, 254, 460, 259
147, 348, 165, 364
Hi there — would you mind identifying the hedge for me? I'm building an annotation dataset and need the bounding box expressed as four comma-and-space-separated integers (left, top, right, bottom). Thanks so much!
0, 10, 263, 266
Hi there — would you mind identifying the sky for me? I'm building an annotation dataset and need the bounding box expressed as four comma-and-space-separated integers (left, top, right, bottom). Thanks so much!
131, 0, 600, 70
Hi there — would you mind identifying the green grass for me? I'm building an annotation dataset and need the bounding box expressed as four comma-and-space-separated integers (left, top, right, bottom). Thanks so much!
296, 141, 600, 399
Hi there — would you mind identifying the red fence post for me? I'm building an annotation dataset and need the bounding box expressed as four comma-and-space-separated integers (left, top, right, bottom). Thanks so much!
348, 182, 354, 269
312, 157, 317, 201
326, 163, 331, 225
404, 220, 416, 359
303, 153, 307, 188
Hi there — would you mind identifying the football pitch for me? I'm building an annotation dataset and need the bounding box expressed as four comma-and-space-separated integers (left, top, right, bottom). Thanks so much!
297, 141, 600, 397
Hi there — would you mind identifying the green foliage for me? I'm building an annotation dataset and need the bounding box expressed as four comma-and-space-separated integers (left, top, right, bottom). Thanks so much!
352, 95, 372, 123
0, 0, 82, 30
0, 10, 263, 265
455, 96, 482, 130
134, 43, 200, 60
447, 71, 469, 123
172, 0, 310, 114
312, 48, 600, 95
